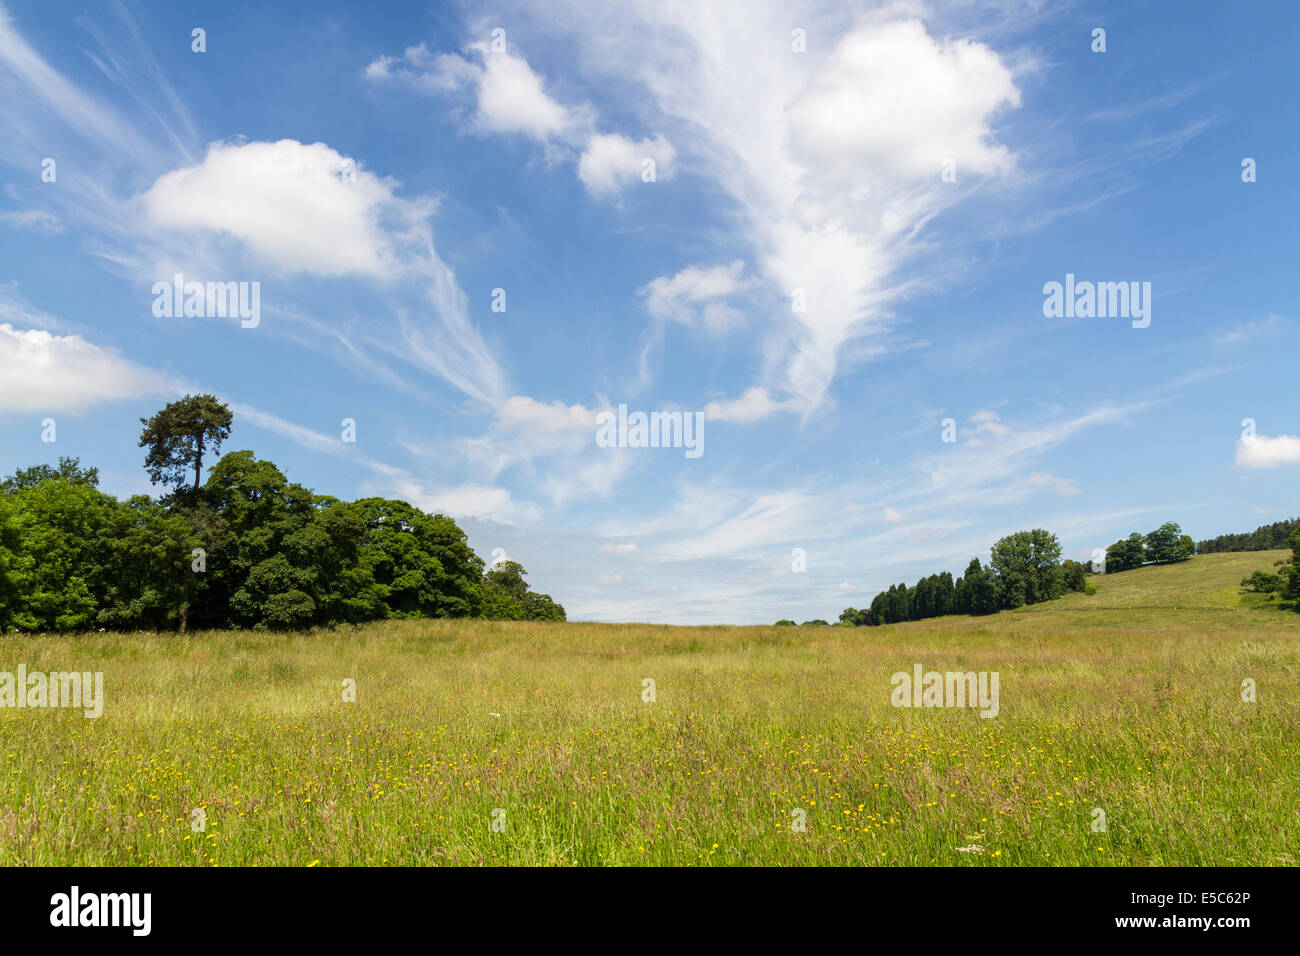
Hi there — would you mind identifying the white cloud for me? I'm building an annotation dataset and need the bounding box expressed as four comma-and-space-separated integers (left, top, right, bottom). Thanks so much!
138, 139, 430, 279
541, 450, 636, 508
664, 487, 819, 561
232, 402, 538, 524
455, 395, 636, 507
227, 402, 401, 479
882, 507, 904, 523
471, 46, 577, 139
399, 481, 542, 523
0, 209, 61, 232
838, 581, 857, 591
704, 386, 799, 424
786, 19, 1018, 188
2, 14, 513, 408
967, 408, 1011, 441
1237, 434, 1300, 469
913, 403, 1147, 508
578, 133, 675, 196
137, 139, 509, 407
1215, 314, 1282, 345
600, 542, 639, 554
458, 396, 600, 476
373, 42, 579, 140
1022, 472, 1082, 496
0, 324, 171, 413
0, 5, 161, 168
518, 3, 1021, 411
641, 260, 747, 333
368, 38, 672, 198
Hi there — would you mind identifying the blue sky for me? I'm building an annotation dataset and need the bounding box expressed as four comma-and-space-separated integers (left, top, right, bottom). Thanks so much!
1, 0, 1296, 623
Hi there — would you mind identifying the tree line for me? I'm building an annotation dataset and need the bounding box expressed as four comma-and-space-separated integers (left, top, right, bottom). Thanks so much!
782, 520, 1208, 628
804, 528, 1091, 628
1239, 526, 1300, 608
780, 515, 1300, 629
1196, 517, 1299, 554
0, 396, 564, 633
1099, 521, 1195, 572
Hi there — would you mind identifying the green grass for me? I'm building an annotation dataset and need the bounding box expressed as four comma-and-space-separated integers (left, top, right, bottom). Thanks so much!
1, 551, 1297, 866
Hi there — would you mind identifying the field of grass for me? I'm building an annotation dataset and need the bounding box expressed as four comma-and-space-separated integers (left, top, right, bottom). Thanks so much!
2, 550, 1297, 866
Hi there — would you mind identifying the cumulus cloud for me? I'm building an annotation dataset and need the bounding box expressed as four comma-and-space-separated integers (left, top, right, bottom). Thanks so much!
786, 19, 1018, 189
471, 46, 578, 138
641, 260, 747, 334
0, 323, 171, 413
510, 2, 1021, 411
1237, 434, 1300, 469
367, 39, 672, 198
136, 139, 509, 406
578, 133, 675, 196
138, 139, 431, 279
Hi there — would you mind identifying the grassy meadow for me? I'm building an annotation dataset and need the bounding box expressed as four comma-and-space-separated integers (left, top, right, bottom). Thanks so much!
1, 550, 1297, 867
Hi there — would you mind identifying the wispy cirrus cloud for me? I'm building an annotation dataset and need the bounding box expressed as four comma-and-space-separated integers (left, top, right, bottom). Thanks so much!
0, 5, 509, 409
475, 1, 1025, 419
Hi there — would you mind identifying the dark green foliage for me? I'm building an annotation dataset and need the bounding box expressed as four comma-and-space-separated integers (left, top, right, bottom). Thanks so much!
990, 529, 1064, 608
773, 619, 796, 626
480, 560, 566, 622
1105, 532, 1147, 573
851, 532, 1065, 626
1105, 522, 1195, 573
1241, 570, 1284, 593
1242, 530, 1300, 612
1145, 522, 1195, 564
838, 607, 870, 626
0, 476, 119, 631
138, 394, 233, 499
1062, 559, 1087, 592
0, 456, 99, 492
1284, 527, 1300, 609
0, 405, 565, 632
961, 558, 1000, 615
1197, 518, 1299, 554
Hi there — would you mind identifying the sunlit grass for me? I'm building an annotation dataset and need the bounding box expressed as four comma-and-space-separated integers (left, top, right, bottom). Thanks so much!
1, 551, 1297, 866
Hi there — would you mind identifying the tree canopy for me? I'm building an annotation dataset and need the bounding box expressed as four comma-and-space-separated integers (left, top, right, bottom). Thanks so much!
0, 402, 565, 633
1104, 521, 1195, 573
138, 394, 233, 500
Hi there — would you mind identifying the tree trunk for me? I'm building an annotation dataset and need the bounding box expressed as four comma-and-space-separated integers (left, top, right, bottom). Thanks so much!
193, 434, 204, 497
184, 430, 201, 634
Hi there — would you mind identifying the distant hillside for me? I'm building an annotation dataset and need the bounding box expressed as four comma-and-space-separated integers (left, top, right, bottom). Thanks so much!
889, 551, 1299, 636
1197, 518, 1298, 554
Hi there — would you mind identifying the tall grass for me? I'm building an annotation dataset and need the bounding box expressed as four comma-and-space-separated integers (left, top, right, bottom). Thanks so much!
1, 551, 1296, 865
